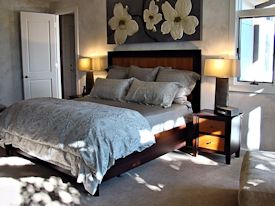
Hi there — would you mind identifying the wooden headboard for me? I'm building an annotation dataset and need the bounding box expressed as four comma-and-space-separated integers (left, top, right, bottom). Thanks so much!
108, 50, 201, 112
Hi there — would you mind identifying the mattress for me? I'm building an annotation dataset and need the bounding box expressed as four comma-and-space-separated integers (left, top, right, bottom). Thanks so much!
77, 96, 193, 134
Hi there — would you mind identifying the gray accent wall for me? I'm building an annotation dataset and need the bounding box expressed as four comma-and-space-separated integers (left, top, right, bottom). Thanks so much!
0, 0, 51, 106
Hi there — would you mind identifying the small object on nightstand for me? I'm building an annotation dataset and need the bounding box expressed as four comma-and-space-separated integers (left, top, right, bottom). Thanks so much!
193, 109, 242, 164
215, 106, 239, 117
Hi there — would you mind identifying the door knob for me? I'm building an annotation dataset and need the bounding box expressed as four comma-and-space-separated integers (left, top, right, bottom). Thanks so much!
24, 75, 28, 78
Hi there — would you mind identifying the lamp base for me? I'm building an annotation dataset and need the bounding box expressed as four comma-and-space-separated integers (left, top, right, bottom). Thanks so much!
214, 78, 239, 116
85, 72, 94, 95
215, 77, 229, 108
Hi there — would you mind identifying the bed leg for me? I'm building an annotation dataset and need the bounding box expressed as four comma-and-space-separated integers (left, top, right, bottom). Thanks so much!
94, 187, 99, 196
4, 144, 13, 156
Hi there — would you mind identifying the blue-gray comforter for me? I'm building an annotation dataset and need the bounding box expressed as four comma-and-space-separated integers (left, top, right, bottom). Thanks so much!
0, 98, 155, 194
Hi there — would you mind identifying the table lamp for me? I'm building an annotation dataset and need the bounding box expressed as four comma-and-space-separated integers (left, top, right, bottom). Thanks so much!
91, 56, 108, 81
79, 57, 94, 95
204, 59, 239, 115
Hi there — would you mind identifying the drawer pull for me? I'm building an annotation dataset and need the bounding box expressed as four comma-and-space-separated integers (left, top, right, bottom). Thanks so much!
206, 142, 211, 145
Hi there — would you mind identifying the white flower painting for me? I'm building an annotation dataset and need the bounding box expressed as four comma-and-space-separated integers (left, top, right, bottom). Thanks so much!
107, 0, 201, 44
108, 3, 139, 44
161, 0, 199, 40
143, 0, 162, 32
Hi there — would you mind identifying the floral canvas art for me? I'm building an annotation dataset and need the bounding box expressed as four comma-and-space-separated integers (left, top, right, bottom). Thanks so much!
107, 0, 201, 44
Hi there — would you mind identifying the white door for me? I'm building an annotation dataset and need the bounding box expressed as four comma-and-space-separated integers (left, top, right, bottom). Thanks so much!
21, 12, 61, 99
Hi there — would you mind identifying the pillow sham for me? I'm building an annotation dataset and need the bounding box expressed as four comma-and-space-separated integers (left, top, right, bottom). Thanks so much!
156, 69, 200, 104
125, 78, 181, 108
90, 78, 133, 101
106, 65, 129, 79
128, 65, 159, 81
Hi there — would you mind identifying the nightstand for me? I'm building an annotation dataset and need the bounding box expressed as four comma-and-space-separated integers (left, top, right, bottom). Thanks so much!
193, 109, 242, 164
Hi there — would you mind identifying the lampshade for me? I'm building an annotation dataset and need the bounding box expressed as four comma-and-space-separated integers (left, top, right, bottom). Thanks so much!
91, 56, 106, 71
204, 59, 239, 78
79, 57, 92, 72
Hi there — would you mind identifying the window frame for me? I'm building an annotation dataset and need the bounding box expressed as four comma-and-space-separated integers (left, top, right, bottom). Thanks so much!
229, 6, 275, 94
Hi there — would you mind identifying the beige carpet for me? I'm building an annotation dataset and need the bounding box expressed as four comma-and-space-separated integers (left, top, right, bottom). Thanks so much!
0, 148, 243, 206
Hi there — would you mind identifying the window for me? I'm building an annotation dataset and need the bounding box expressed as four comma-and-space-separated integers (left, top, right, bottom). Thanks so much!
229, 1, 275, 94
238, 15, 275, 84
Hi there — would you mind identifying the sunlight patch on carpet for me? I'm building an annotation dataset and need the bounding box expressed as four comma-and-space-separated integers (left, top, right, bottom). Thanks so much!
255, 163, 271, 171
159, 152, 218, 166
246, 178, 265, 187
0, 156, 34, 166
190, 155, 219, 166
0, 178, 22, 205
0, 176, 81, 205
128, 173, 165, 192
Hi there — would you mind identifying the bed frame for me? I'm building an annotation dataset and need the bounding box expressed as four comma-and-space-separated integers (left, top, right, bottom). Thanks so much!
5, 49, 201, 195
103, 50, 201, 179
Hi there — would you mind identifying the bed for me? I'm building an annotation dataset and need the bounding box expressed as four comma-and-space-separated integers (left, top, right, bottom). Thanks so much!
0, 50, 201, 195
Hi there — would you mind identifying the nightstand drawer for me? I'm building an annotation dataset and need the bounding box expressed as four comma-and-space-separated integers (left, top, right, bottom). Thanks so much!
199, 118, 225, 136
198, 135, 224, 152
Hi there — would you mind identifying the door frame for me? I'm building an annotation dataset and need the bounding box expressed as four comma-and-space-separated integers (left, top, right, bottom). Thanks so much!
55, 8, 81, 95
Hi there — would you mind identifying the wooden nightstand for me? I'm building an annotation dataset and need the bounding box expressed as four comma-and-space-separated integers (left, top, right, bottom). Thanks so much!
193, 109, 242, 164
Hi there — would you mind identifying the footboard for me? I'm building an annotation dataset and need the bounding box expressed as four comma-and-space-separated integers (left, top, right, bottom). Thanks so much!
103, 122, 194, 180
